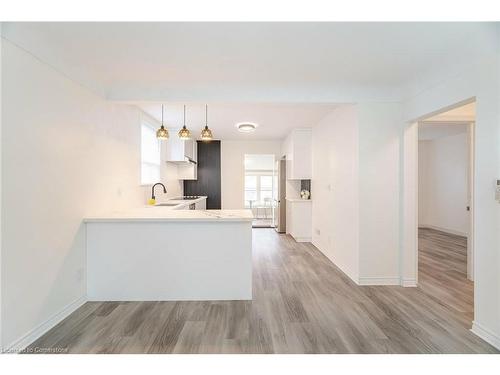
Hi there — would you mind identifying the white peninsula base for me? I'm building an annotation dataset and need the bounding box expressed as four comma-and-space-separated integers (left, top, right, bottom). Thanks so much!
85, 209, 253, 301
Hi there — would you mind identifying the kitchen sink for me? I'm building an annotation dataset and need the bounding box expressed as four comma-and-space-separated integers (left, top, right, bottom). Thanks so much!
154, 203, 179, 207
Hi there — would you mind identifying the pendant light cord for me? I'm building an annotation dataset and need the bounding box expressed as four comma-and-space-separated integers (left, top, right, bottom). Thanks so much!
161, 104, 164, 126
184, 105, 186, 128
206, 104, 208, 128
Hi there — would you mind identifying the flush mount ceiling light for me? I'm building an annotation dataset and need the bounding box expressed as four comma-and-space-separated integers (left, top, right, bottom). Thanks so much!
156, 104, 169, 140
200, 104, 214, 141
178, 105, 192, 140
236, 122, 258, 133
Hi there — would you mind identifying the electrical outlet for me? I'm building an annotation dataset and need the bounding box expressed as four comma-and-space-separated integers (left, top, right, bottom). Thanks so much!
315, 228, 321, 236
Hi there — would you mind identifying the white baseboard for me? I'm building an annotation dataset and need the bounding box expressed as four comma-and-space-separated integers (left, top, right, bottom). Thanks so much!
3, 296, 87, 353
471, 321, 500, 350
358, 277, 401, 286
419, 225, 467, 237
293, 236, 312, 243
310, 241, 360, 285
401, 278, 417, 287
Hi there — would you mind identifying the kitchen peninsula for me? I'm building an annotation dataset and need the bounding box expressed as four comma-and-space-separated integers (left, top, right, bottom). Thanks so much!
84, 207, 253, 301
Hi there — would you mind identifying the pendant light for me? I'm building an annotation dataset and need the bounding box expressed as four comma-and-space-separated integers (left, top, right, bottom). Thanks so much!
200, 104, 214, 141
178, 105, 192, 140
156, 104, 169, 140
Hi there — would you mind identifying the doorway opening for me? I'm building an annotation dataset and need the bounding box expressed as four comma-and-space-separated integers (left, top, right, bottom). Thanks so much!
244, 154, 275, 228
408, 99, 476, 326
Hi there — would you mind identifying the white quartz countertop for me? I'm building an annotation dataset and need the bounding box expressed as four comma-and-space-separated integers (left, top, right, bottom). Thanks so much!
84, 207, 253, 223
152, 196, 207, 209
162, 196, 207, 204
286, 198, 312, 202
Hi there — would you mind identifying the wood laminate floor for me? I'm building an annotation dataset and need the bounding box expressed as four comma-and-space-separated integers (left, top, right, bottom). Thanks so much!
418, 228, 474, 325
28, 228, 498, 353
252, 218, 274, 228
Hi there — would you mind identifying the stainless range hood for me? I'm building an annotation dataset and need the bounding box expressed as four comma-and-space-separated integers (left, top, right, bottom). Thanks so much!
167, 156, 197, 165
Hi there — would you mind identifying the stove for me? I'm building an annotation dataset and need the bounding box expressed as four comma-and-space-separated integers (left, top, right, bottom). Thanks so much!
182, 196, 200, 200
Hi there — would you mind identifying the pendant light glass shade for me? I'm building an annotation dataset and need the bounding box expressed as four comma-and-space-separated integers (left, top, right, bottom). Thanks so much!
178, 126, 191, 140
156, 126, 169, 140
178, 105, 192, 140
156, 104, 169, 140
200, 126, 213, 141
200, 104, 213, 141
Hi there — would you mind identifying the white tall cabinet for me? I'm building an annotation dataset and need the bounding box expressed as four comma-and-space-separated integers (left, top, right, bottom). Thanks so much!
282, 128, 312, 180
281, 128, 312, 242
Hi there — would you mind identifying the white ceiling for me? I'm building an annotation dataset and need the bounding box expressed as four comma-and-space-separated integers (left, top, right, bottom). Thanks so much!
425, 102, 476, 122
2, 23, 492, 140
139, 102, 336, 140
418, 102, 474, 140
2, 22, 498, 102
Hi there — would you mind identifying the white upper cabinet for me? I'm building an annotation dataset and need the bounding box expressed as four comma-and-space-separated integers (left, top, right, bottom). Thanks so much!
165, 131, 197, 180
183, 139, 195, 161
177, 162, 197, 180
282, 129, 312, 180
166, 131, 197, 163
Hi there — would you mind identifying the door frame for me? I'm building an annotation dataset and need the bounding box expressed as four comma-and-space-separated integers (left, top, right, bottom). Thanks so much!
243, 153, 276, 228
402, 98, 476, 287
466, 121, 475, 281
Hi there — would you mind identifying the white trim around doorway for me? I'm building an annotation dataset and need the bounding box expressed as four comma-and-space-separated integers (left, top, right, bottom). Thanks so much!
402, 98, 476, 289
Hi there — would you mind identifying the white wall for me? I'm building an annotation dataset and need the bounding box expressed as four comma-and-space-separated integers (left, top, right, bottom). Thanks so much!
0, 40, 178, 349
418, 133, 469, 236
311, 103, 402, 285
403, 55, 500, 348
244, 154, 275, 171
220, 140, 281, 209
357, 103, 402, 284
418, 140, 431, 226
312, 105, 359, 281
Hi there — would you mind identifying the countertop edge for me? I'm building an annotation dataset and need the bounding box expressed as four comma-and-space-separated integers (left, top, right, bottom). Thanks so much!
84, 217, 253, 223
83, 208, 254, 223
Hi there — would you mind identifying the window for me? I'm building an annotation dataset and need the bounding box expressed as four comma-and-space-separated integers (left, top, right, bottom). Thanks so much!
244, 154, 275, 209
244, 173, 274, 207
141, 123, 161, 185
245, 175, 258, 203
260, 175, 273, 201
